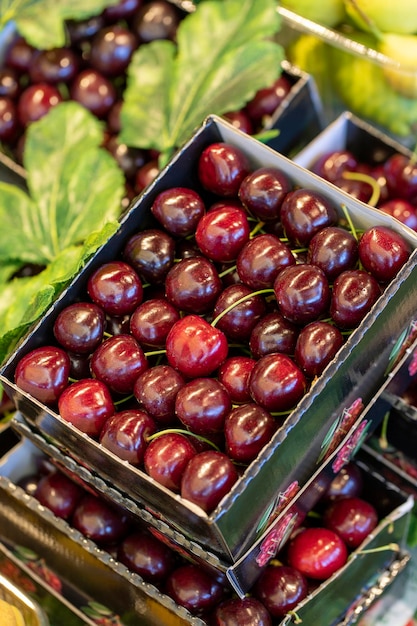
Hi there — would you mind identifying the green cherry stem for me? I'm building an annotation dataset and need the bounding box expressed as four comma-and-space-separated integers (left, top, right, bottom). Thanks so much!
342, 170, 381, 207
211, 288, 275, 328
146, 427, 221, 451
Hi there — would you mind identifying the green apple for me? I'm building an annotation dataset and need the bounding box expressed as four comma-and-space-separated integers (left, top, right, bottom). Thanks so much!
379, 33, 417, 98
344, 0, 417, 35
279, 0, 346, 28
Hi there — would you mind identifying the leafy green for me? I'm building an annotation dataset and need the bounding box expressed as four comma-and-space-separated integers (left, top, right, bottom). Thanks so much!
120, 0, 284, 165
0, 101, 124, 365
0, 0, 120, 49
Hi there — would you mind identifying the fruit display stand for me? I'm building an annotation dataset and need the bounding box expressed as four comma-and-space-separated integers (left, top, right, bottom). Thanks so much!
2, 115, 417, 598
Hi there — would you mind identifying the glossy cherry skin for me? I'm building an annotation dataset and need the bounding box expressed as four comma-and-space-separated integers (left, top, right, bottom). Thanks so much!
274, 264, 330, 326
323, 496, 378, 549
165, 256, 222, 314
166, 314, 228, 378
294, 321, 344, 378
151, 186, 206, 237
144, 432, 197, 492
165, 563, 225, 615
379, 199, 417, 231
330, 270, 381, 329
212, 283, 267, 341
225, 403, 276, 463
180, 450, 239, 513
237, 233, 296, 289
117, 529, 176, 583
213, 596, 272, 626
253, 564, 308, 618
198, 142, 251, 197
90, 334, 148, 394
175, 377, 232, 436
384, 153, 417, 203
89, 25, 138, 77
312, 150, 358, 184
132, 0, 180, 43
71, 494, 130, 546
34, 470, 84, 519
245, 74, 293, 124
238, 166, 293, 222
130, 297, 179, 347
323, 462, 364, 502
195, 204, 251, 263
358, 225, 411, 283
287, 526, 348, 580
123, 228, 175, 283
99, 409, 156, 465
58, 378, 114, 437
87, 261, 143, 316
307, 226, 359, 281
53, 302, 105, 354
14, 346, 71, 405
70, 68, 117, 118
280, 189, 338, 246
134, 364, 185, 425
0, 97, 19, 141
249, 311, 299, 359
223, 109, 254, 135
217, 355, 256, 403
249, 353, 307, 412
29, 47, 79, 84
17, 82, 63, 125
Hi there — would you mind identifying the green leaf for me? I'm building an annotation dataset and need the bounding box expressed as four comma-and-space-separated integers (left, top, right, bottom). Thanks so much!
0, 101, 124, 265
120, 0, 284, 159
0, 0, 120, 49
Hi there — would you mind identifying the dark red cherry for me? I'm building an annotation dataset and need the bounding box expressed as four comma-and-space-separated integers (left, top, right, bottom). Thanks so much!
323, 496, 378, 548
249, 311, 299, 359
274, 264, 330, 325
379, 199, 417, 231
165, 256, 222, 314
280, 189, 338, 245
58, 378, 114, 437
213, 596, 272, 626
90, 334, 148, 394
225, 403, 276, 463
294, 321, 344, 378
323, 462, 364, 502
287, 526, 348, 580
212, 283, 267, 341
151, 186, 206, 237
53, 302, 105, 354
99, 409, 156, 465
245, 74, 293, 123
253, 564, 308, 618
133, 364, 185, 425
198, 142, 251, 197
312, 150, 358, 183
217, 355, 256, 404
71, 494, 130, 546
130, 298, 180, 347
117, 529, 176, 583
175, 377, 231, 436
330, 269, 381, 329
87, 260, 143, 316
358, 225, 411, 283
34, 470, 84, 519
14, 346, 71, 405
238, 166, 293, 221
70, 68, 117, 118
17, 83, 63, 125
307, 226, 359, 281
195, 204, 251, 263
123, 228, 175, 283
165, 563, 224, 615
144, 432, 197, 492
384, 153, 417, 203
249, 353, 307, 412
237, 233, 296, 289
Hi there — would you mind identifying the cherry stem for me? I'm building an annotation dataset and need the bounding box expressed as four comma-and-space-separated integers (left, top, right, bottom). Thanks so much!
144, 348, 167, 357
342, 171, 381, 207
146, 427, 221, 451
287, 610, 303, 624
340, 204, 359, 241
378, 410, 391, 450
249, 220, 266, 238
211, 288, 274, 328
114, 394, 134, 406
353, 543, 400, 559
219, 265, 237, 278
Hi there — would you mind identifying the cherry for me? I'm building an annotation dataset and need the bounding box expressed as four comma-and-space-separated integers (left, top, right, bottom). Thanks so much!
217, 355, 256, 404
249, 311, 299, 359
151, 186, 206, 237
130, 297, 179, 347
280, 189, 338, 245
0, 68, 20, 99
99, 408, 156, 465
244, 74, 293, 124
236, 233, 296, 289
90, 334, 148, 394
195, 204, 251, 263
58, 378, 114, 437
123, 228, 175, 283
175, 377, 231, 436
358, 225, 411, 283
330, 269, 381, 329
87, 260, 143, 316
312, 150, 358, 184
17, 82, 63, 125
224, 403, 276, 463
238, 166, 293, 222
0, 97, 19, 141
4, 36, 36, 74
287, 526, 348, 580
323, 496, 378, 549
34, 470, 84, 519
165, 256, 222, 314
165, 314, 228, 378
274, 263, 330, 325
144, 432, 197, 492
132, 0, 181, 43
213, 596, 272, 626
180, 450, 239, 513
307, 226, 358, 281
70, 68, 117, 118
53, 301, 105, 354
212, 283, 267, 341
223, 109, 254, 134
379, 199, 417, 231
165, 563, 225, 615
133, 364, 185, 424
71, 493, 130, 546
28, 48, 80, 84
383, 153, 417, 203
198, 142, 251, 197
14, 345, 71, 405
253, 564, 308, 618
294, 321, 344, 378
89, 25, 138, 77
117, 529, 176, 583
249, 353, 307, 412
323, 462, 364, 502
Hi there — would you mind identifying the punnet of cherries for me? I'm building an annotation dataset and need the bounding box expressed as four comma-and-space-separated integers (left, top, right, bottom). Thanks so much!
19, 453, 387, 623
0, 0, 294, 196
11, 139, 413, 519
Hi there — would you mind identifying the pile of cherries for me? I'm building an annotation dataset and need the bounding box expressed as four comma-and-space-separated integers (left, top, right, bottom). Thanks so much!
19, 454, 380, 623
12, 140, 412, 516
309, 148, 417, 232
0, 0, 294, 196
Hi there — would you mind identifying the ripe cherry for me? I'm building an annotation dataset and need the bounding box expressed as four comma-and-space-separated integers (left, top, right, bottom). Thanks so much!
287, 526, 348, 580
224, 403, 277, 463
99, 409, 156, 465
117, 529, 176, 583
253, 564, 308, 618
213, 596, 272, 626
198, 142, 251, 197
274, 264, 330, 325
358, 225, 411, 283
151, 186, 206, 237
330, 269, 381, 329
165, 563, 224, 614
195, 204, 251, 263
238, 166, 293, 222
14, 345, 71, 405
144, 432, 197, 492
87, 260, 143, 316
323, 496, 378, 548
58, 378, 114, 437
249, 353, 307, 412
